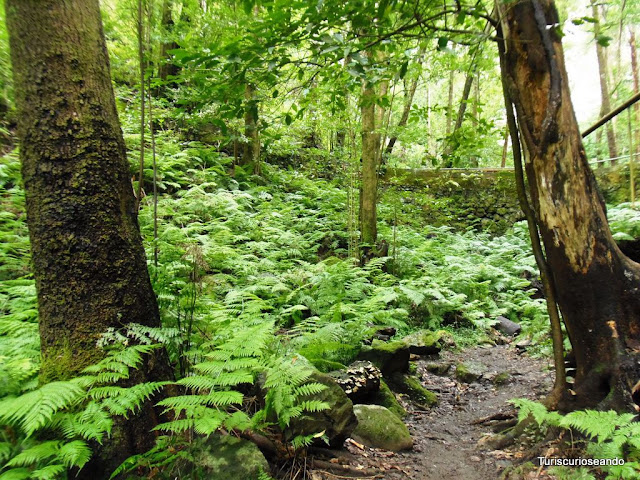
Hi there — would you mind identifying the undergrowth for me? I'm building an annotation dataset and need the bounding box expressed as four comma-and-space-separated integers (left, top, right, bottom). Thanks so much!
0, 122, 553, 478
511, 399, 640, 480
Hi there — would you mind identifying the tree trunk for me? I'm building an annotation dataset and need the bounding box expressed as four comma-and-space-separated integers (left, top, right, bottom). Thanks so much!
385, 50, 424, 157
360, 78, 379, 250
242, 83, 260, 172
136, 0, 146, 208
158, 0, 180, 85
446, 70, 454, 137
6, 0, 173, 475
498, 0, 640, 411
591, 0, 618, 163
631, 29, 639, 179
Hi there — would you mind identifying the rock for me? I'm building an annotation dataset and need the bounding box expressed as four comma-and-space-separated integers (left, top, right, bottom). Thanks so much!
425, 362, 451, 376
370, 379, 406, 418
357, 339, 409, 376
352, 405, 413, 451
286, 371, 358, 448
374, 326, 397, 342
494, 316, 521, 336
191, 435, 270, 479
515, 339, 532, 352
402, 330, 445, 355
330, 361, 381, 403
389, 373, 438, 408
491, 371, 510, 385
455, 361, 488, 383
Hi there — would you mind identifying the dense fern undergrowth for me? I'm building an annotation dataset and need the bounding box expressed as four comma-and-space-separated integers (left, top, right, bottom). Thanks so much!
2, 113, 640, 478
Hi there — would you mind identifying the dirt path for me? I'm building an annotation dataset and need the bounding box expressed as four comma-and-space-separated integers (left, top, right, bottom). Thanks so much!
316, 344, 553, 479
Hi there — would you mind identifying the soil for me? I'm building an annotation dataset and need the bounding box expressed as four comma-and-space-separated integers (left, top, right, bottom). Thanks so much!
308, 344, 554, 480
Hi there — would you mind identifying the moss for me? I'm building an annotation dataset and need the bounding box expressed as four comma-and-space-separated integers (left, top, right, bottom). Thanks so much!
189, 435, 270, 480
39, 340, 99, 383
493, 372, 510, 385
371, 379, 407, 418
425, 362, 451, 375
352, 405, 413, 451
371, 339, 408, 353
307, 358, 346, 373
357, 340, 409, 376
400, 375, 438, 407
455, 361, 487, 383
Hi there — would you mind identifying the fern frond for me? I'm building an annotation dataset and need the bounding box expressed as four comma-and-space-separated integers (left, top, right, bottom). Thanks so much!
0, 381, 85, 436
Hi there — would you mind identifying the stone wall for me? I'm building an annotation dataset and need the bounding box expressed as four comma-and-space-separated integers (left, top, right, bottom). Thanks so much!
381, 168, 523, 234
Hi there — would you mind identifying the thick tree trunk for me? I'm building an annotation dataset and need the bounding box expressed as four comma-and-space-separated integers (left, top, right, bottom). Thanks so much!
6, 0, 173, 475
360, 79, 378, 250
591, 0, 618, 163
499, 0, 640, 411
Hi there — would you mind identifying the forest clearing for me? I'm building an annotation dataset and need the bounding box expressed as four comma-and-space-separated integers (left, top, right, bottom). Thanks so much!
2, 0, 640, 479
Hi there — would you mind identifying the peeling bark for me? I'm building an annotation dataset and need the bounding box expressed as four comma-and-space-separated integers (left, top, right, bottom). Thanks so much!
499, 0, 640, 411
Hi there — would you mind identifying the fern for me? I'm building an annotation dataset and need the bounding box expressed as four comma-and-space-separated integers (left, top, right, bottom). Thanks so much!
512, 399, 640, 479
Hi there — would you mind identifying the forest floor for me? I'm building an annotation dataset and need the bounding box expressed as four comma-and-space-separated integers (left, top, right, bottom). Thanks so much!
308, 344, 554, 480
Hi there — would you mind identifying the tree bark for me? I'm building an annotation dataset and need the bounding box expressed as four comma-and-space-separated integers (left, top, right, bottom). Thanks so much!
158, 0, 180, 84
6, 0, 173, 475
591, 0, 618, 163
136, 0, 146, 209
385, 49, 425, 157
242, 83, 260, 173
499, 0, 640, 411
631, 29, 639, 180
360, 78, 379, 250
446, 70, 454, 137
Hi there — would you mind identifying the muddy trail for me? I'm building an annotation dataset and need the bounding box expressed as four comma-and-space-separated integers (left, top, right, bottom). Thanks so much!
309, 344, 553, 479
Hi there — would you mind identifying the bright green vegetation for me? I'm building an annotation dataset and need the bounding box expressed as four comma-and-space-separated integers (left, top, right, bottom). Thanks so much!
1, 0, 640, 475
511, 399, 640, 480
0, 119, 553, 476
3, 109, 640, 476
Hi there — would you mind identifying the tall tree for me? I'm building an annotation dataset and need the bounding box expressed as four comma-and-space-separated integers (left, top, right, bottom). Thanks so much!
498, 0, 640, 411
242, 82, 261, 173
158, 0, 180, 84
591, 0, 619, 163
5, 0, 173, 474
385, 48, 425, 157
360, 74, 379, 251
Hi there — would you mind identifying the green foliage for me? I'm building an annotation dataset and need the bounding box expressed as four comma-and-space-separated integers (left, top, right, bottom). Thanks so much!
0, 343, 168, 479
607, 203, 640, 241
511, 399, 640, 479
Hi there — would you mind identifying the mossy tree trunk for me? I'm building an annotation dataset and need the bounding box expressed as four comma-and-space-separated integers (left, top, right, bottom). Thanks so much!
360, 78, 379, 251
6, 0, 173, 475
242, 83, 260, 173
498, 0, 640, 411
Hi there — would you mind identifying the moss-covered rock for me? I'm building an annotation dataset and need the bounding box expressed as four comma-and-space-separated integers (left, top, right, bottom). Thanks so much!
492, 371, 510, 385
455, 361, 488, 383
402, 329, 454, 356
370, 379, 407, 418
191, 435, 270, 480
425, 361, 451, 375
352, 405, 413, 451
390, 373, 438, 408
357, 339, 409, 376
286, 371, 357, 447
